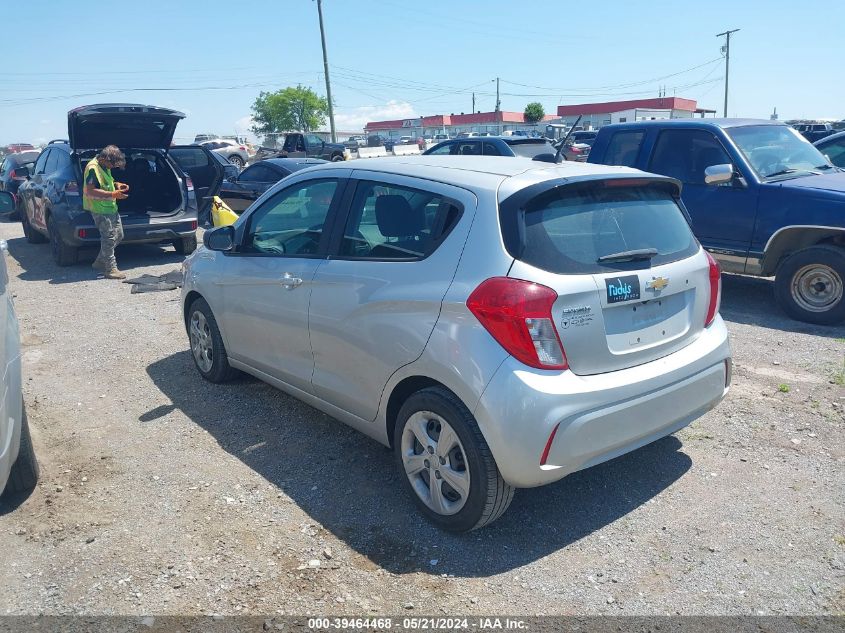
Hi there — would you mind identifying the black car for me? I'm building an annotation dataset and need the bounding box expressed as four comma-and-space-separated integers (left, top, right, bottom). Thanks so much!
815, 130, 845, 168
218, 158, 327, 212
0, 149, 40, 220
423, 136, 556, 159
569, 130, 598, 146
16, 104, 223, 266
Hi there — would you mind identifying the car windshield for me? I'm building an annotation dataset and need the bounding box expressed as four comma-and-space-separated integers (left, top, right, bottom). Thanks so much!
509, 141, 555, 158
727, 125, 832, 179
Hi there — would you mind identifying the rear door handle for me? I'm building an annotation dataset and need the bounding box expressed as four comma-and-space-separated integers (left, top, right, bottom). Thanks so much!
280, 273, 303, 289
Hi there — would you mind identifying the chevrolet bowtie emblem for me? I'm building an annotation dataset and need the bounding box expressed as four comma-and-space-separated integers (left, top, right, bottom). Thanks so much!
647, 277, 669, 291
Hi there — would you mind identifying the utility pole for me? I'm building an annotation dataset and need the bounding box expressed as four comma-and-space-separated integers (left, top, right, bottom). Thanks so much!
316, 0, 336, 142
472, 92, 475, 113
717, 28, 740, 118
495, 77, 501, 134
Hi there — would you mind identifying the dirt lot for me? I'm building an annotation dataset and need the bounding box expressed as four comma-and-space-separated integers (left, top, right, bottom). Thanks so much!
0, 220, 843, 617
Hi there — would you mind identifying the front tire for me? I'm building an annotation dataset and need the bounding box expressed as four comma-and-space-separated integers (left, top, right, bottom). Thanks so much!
187, 297, 238, 383
331, 154, 344, 162
4, 408, 39, 495
174, 235, 197, 255
775, 245, 845, 325
394, 387, 514, 532
47, 215, 77, 266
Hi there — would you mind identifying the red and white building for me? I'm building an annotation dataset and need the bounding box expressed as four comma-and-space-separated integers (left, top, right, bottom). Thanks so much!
364, 111, 558, 139
554, 97, 716, 130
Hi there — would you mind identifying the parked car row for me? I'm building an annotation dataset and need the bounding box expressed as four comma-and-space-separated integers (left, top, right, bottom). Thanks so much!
13, 104, 224, 266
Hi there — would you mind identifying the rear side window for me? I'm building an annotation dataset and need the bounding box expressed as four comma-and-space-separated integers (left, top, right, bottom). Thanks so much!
603, 131, 645, 166
170, 147, 211, 170
509, 141, 555, 158
338, 180, 462, 260
502, 183, 698, 274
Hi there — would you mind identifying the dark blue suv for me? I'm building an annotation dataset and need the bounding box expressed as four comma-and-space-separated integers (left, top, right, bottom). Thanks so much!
17, 104, 223, 266
588, 119, 845, 324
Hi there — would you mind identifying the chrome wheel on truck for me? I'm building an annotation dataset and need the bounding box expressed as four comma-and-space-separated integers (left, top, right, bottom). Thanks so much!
775, 245, 845, 325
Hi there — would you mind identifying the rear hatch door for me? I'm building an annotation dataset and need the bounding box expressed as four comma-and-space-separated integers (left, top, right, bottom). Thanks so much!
169, 145, 224, 219
68, 104, 185, 150
502, 176, 712, 375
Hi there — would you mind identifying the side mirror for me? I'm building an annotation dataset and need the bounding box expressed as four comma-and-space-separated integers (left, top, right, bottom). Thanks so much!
704, 163, 735, 185
203, 225, 235, 252
532, 153, 557, 164
0, 191, 14, 214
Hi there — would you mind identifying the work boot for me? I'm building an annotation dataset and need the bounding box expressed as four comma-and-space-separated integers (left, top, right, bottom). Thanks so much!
103, 268, 127, 280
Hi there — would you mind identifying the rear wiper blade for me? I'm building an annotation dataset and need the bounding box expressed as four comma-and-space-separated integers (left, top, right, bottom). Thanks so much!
597, 248, 658, 263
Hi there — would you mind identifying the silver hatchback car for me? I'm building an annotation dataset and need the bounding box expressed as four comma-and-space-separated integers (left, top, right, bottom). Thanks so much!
182, 156, 731, 531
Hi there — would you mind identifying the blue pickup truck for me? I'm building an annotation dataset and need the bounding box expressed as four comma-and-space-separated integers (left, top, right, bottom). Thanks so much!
587, 119, 845, 324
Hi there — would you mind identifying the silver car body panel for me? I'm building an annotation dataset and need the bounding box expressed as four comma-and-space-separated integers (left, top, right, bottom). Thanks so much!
0, 240, 23, 494
182, 156, 731, 489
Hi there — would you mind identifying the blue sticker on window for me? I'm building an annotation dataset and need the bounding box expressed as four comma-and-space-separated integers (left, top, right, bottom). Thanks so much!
605, 275, 641, 303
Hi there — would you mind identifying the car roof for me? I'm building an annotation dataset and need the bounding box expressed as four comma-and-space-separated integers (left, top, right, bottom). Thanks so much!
601, 118, 783, 131
4, 150, 40, 163
300, 155, 662, 194
815, 130, 845, 146
263, 157, 328, 169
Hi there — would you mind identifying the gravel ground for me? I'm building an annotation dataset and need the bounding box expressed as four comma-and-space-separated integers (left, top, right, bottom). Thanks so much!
0, 220, 842, 617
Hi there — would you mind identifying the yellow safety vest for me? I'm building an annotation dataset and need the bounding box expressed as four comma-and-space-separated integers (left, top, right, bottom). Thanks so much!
82, 158, 117, 214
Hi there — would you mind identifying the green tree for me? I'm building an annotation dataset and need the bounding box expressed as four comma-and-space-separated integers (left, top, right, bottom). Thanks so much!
250, 85, 329, 137
523, 102, 545, 124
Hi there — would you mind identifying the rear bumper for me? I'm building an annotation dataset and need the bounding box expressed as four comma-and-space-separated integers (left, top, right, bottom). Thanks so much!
473, 316, 731, 488
60, 214, 197, 246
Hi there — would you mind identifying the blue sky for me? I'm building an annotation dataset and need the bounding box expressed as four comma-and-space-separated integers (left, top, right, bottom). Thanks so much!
2, 0, 842, 145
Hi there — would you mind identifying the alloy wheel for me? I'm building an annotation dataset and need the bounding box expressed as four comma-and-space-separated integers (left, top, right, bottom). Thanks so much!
189, 311, 214, 372
401, 411, 470, 515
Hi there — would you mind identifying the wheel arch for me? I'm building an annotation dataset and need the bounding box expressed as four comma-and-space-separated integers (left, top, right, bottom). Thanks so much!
384, 375, 456, 448
762, 226, 845, 276
183, 290, 204, 332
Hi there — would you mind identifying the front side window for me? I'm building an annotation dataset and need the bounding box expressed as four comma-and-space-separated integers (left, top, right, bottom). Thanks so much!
818, 138, 845, 168
427, 143, 454, 155
727, 125, 831, 179
649, 130, 732, 185
243, 179, 338, 256
502, 182, 697, 275
338, 180, 461, 260
306, 134, 323, 146
603, 131, 645, 167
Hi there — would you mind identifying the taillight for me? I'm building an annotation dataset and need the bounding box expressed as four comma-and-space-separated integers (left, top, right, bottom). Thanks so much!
191, 220, 198, 230
239, 146, 246, 151
705, 251, 722, 326
569, 146, 582, 154
78, 229, 87, 238
467, 277, 568, 370
185, 176, 194, 192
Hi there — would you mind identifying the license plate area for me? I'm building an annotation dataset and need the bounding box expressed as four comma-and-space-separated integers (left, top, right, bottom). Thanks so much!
603, 290, 691, 353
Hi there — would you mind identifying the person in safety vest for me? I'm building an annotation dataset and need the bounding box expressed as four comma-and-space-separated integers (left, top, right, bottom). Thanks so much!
83, 145, 129, 279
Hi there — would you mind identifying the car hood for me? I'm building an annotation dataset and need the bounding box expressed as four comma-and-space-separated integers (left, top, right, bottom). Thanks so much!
68, 103, 185, 150
775, 171, 845, 194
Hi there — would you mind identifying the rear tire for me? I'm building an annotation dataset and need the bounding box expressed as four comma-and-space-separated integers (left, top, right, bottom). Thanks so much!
775, 245, 845, 325
4, 408, 39, 495
393, 386, 514, 532
174, 235, 197, 255
187, 297, 238, 383
331, 154, 344, 162
228, 155, 244, 168
21, 209, 47, 244
47, 215, 77, 266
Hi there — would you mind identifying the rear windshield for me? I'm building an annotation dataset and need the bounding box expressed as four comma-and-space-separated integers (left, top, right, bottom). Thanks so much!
502, 183, 698, 274
509, 140, 555, 158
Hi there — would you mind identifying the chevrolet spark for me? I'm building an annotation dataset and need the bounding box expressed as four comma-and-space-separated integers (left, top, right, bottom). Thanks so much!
182, 156, 732, 531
